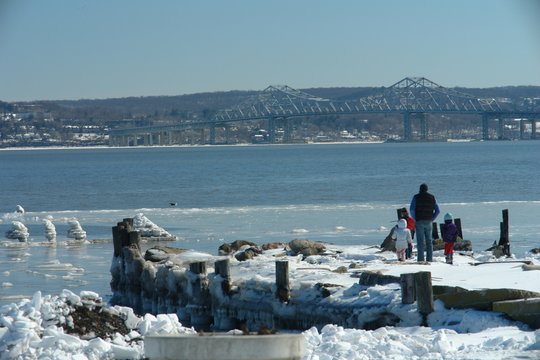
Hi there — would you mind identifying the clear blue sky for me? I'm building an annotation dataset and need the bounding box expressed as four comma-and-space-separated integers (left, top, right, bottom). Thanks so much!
1, 0, 539, 101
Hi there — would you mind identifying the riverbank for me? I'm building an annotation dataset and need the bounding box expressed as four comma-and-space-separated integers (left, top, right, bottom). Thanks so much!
1, 240, 539, 359
0, 140, 387, 151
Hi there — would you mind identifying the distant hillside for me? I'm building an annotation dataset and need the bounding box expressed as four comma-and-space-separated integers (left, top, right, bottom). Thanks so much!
43, 85, 540, 112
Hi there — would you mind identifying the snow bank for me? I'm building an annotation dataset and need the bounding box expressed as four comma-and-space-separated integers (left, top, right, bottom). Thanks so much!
0, 289, 196, 360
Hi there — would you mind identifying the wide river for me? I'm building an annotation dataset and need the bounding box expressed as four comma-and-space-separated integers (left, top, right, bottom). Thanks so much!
0, 141, 539, 304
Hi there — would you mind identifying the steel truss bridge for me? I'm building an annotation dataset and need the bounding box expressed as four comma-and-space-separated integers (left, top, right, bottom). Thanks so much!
109, 77, 540, 145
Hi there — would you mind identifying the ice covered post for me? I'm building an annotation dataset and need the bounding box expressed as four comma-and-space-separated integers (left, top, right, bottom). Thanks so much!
415, 271, 434, 318
214, 258, 231, 295
112, 219, 132, 257
276, 260, 290, 302
400, 273, 416, 304
187, 261, 212, 330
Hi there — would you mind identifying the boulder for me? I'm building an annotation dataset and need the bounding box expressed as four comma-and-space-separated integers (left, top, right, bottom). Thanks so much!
219, 240, 258, 255
261, 242, 288, 251
380, 227, 396, 252
288, 239, 326, 256
144, 246, 188, 262
358, 270, 400, 286
234, 247, 262, 262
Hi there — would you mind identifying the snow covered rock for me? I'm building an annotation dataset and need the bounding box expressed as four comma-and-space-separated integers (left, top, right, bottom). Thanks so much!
133, 213, 175, 240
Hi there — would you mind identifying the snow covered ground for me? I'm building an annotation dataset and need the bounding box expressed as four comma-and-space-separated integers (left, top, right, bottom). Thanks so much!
1, 245, 539, 359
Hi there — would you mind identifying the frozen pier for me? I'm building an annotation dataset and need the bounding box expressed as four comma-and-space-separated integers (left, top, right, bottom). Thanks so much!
110, 219, 540, 332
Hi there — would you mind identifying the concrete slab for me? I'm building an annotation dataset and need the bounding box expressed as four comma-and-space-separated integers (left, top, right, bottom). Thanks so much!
493, 297, 540, 329
145, 333, 305, 360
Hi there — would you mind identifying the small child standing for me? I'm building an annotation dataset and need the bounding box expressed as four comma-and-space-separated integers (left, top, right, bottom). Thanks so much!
442, 213, 458, 264
392, 219, 413, 261
400, 208, 415, 259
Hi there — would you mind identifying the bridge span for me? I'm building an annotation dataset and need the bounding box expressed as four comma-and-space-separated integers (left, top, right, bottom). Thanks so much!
108, 77, 540, 145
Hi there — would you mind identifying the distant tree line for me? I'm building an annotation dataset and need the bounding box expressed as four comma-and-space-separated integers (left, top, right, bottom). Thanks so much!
1, 85, 539, 147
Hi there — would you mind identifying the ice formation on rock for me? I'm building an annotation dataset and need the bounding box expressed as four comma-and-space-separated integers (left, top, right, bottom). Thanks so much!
43, 219, 57, 242
67, 218, 87, 240
6, 221, 29, 242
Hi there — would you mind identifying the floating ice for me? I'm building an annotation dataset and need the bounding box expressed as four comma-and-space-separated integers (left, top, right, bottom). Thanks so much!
16, 205, 25, 214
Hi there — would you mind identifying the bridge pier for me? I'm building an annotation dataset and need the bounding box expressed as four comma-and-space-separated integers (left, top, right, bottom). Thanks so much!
482, 113, 490, 140
419, 113, 428, 140
532, 119, 537, 140
403, 112, 412, 141
200, 128, 205, 144
225, 125, 230, 144
498, 118, 505, 140
283, 118, 292, 143
209, 124, 216, 145
268, 117, 276, 144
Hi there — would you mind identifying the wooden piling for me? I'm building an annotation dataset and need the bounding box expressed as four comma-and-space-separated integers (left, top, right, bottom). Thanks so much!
454, 218, 463, 238
215, 258, 231, 295
499, 209, 510, 256
276, 261, 290, 302
112, 225, 122, 257
415, 271, 434, 316
122, 218, 134, 229
190, 261, 207, 275
129, 231, 141, 252
400, 273, 416, 304
432, 222, 439, 239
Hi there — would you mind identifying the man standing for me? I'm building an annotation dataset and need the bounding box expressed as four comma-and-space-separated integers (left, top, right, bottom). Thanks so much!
410, 183, 440, 262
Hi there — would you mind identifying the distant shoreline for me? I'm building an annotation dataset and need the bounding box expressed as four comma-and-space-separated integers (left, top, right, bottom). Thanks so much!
0, 140, 386, 151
